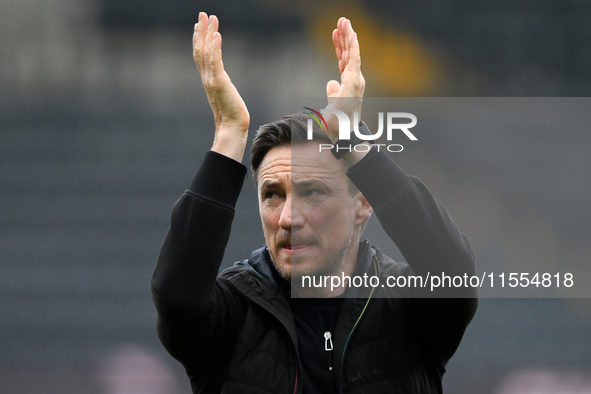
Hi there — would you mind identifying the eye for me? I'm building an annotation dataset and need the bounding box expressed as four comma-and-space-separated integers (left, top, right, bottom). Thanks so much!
302, 189, 321, 197
264, 191, 280, 199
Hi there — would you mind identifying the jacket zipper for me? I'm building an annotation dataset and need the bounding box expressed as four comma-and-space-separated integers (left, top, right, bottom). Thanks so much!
324, 331, 334, 371
338, 256, 378, 393
293, 364, 298, 394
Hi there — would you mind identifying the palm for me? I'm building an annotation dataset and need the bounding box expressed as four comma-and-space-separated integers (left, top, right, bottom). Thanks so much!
325, 18, 365, 139
193, 13, 250, 136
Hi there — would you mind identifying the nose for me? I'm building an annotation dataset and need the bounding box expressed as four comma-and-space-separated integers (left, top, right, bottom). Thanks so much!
278, 194, 304, 231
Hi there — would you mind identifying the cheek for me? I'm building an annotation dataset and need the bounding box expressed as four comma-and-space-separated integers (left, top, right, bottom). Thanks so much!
260, 206, 279, 229
316, 205, 357, 234
312, 200, 350, 222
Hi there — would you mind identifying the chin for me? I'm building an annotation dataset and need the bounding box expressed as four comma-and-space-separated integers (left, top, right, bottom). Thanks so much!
269, 253, 292, 282
275, 264, 292, 282
271, 259, 317, 283
291, 263, 328, 281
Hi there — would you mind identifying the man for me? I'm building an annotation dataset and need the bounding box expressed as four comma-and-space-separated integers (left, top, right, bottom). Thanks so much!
152, 12, 478, 393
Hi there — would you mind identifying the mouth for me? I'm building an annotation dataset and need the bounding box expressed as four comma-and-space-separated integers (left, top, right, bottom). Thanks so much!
281, 241, 315, 253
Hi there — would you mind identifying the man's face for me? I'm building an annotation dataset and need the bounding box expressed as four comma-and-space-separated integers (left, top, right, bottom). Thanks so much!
257, 144, 372, 282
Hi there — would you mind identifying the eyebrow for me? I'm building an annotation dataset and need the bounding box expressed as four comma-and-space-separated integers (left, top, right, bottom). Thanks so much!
260, 180, 282, 190
292, 179, 329, 189
260, 179, 328, 190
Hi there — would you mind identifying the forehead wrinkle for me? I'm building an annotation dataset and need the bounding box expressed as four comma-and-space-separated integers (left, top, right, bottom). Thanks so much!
263, 164, 344, 182
259, 159, 291, 179
258, 167, 290, 195
258, 145, 346, 187
260, 158, 337, 176
291, 172, 335, 184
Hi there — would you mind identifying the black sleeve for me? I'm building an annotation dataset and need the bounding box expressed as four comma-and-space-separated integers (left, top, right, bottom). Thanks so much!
347, 146, 478, 361
151, 151, 249, 368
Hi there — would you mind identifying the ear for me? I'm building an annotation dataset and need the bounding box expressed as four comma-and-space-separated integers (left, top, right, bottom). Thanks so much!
354, 193, 373, 227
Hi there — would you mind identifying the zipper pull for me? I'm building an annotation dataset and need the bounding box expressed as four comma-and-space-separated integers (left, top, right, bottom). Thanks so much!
324, 331, 333, 351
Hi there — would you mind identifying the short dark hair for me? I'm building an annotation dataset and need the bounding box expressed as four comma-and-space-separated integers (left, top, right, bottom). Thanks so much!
250, 112, 331, 183
250, 112, 359, 196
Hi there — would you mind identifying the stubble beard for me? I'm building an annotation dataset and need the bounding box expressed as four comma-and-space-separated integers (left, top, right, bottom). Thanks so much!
270, 227, 357, 284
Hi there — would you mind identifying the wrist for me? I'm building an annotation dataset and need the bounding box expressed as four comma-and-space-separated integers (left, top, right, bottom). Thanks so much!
331, 120, 372, 166
211, 128, 248, 163
341, 142, 372, 166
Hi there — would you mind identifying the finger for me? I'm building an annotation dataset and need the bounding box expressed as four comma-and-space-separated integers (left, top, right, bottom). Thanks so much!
210, 31, 223, 79
339, 27, 346, 57
208, 15, 219, 53
202, 15, 218, 83
210, 15, 219, 33
342, 44, 350, 70
338, 18, 347, 49
326, 80, 340, 98
193, 23, 198, 57
203, 15, 217, 60
348, 32, 361, 73
193, 20, 200, 56
344, 19, 357, 68
194, 12, 208, 71
340, 22, 351, 70
344, 19, 351, 54
338, 17, 346, 34
332, 29, 341, 60
345, 19, 356, 68
333, 29, 344, 74
197, 12, 208, 50
337, 18, 346, 52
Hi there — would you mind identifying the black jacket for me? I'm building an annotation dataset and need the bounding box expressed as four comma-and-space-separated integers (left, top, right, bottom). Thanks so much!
152, 147, 478, 393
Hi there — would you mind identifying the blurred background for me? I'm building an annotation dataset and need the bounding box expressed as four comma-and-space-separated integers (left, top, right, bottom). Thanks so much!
2, 0, 591, 393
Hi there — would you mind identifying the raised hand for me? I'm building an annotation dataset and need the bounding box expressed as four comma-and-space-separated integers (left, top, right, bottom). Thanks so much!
324, 17, 365, 142
193, 12, 250, 162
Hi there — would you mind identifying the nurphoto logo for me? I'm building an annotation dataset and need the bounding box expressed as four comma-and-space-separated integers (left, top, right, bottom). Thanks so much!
303, 107, 418, 153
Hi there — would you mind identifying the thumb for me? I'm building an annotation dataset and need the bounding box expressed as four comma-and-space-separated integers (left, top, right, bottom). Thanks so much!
326, 80, 340, 98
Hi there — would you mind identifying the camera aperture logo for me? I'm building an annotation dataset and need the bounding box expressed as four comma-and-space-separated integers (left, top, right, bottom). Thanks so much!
303, 107, 417, 153
302, 107, 328, 131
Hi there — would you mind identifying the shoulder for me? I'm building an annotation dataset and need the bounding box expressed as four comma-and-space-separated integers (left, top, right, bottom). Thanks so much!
373, 247, 414, 277
218, 246, 276, 282
216, 247, 284, 299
